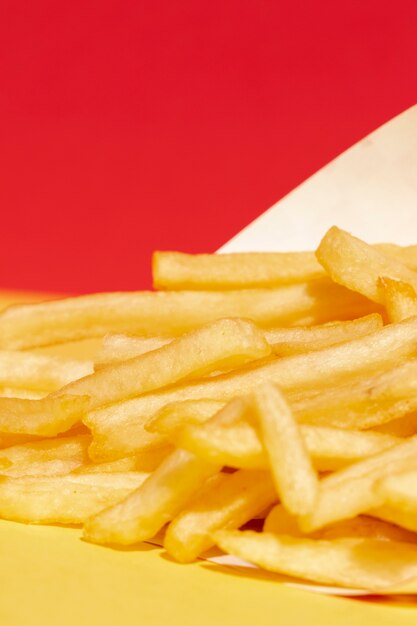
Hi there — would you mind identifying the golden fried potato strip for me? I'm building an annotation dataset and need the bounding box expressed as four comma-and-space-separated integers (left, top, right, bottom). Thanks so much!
0, 471, 149, 524
0, 281, 374, 349
153, 244, 417, 290
316, 227, 417, 303
213, 530, 417, 591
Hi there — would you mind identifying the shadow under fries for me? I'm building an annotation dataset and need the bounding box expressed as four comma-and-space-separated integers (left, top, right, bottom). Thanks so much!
79, 528, 167, 553
195, 548, 417, 608
199, 556, 417, 609
159, 541, 417, 609
158, 542, 322, 585
79, 535, 161, 554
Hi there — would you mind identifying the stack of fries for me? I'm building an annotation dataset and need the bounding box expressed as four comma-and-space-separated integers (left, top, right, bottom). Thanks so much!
5, 227, 417, 592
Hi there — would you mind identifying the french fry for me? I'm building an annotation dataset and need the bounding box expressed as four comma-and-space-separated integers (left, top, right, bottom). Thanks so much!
84, 449, 221, 546
146, 399, 226, 436
264, 505, 417, 544
0, 350, 92, 392
2, 457, 79, 478
59, 318, 270, 411
378, 276, 417, 322
213, 530, 417, 591
74, 457, 143, 474
74, 447, 173, 474
33, 337, 103, 361
0, 281, 375, 349
86, 319, 417, 459
0, 471, 148, 524
164, 470, 277, 562
0, 435, 90, 477
153, 245, 417, 291
253, 384, 318, 516
300, 436, 417, 532
0, 387, 46, 400
0, 395, 89, 436
265, 314, 383, 356
178, 417, 399, 471
296, 396, 417, 433
312, 517, 417, 544
178, 421, 261, 468
293, 359, 417, 429
316, 227, 417, 303
302, 427, 399, 472
95, 334, 171, 369
153, 251, 326, 289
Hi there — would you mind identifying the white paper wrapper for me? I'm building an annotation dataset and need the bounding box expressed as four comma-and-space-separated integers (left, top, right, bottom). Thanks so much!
211, 104, 417, 597
221, 105, 417, 253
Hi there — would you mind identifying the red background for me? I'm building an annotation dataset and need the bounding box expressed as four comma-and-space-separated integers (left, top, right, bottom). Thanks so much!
1, 1, 416, 294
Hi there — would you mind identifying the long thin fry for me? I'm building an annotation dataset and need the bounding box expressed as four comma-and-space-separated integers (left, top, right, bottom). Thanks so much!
264, 505, 417, 544
265, 314, 383, 356
95, 334, 171, 369
73, 446, 173, 474
33, 337, 103, 361
0, 471, 148, 524
0, 435, 91, 477
253, 384, 318, 516
153, 251, 325, 289
0, 281, 376, 349
153, 245, 417, 291
0, 388, 47, 400
213, 530, 417, 591
291, 360, 417, 429
0, 351, 92, 391
146, 400, 225, 436
0, 395, 89, 436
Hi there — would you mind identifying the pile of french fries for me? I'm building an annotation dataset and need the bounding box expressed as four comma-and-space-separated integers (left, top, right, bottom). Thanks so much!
5, 227, 417, 592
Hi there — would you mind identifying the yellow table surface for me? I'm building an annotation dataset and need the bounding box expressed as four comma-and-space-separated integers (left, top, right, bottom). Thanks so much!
2, 291, 417, 626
